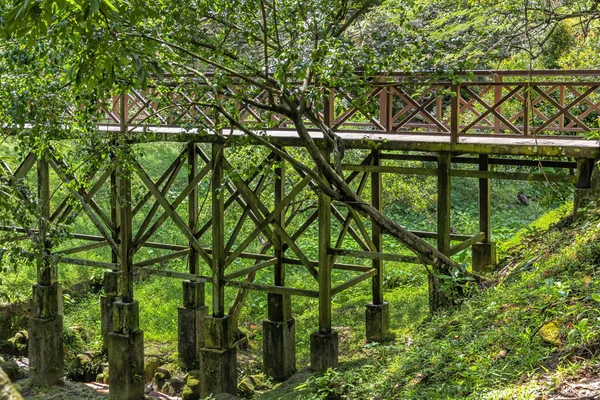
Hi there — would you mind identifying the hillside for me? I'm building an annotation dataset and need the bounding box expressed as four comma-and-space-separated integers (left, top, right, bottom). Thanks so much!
259, 203, 600, 399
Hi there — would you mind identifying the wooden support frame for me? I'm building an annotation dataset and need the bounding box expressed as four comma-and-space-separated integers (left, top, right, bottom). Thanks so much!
318, 149, 333, 334
371, 149, 384, 305
437, 152, 452, 256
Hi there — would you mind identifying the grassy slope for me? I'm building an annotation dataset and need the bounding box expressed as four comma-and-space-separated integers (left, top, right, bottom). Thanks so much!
260, 203, 600, 399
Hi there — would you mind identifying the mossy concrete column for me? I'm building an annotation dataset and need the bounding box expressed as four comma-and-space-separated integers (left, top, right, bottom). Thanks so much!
108, 301, 144, 400
366, 149, 389, 342
29, 282, 64, 385
29, 157, 64, 386
200, 315, 237, 397
473, 155, 496, 272
178, 280, 207, 370
101, 271, 121, 352
311, 149, 338, 372
263, 294, 295, 380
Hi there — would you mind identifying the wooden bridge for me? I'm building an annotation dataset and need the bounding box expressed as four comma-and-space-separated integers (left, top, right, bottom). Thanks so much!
2, 70, 600, 399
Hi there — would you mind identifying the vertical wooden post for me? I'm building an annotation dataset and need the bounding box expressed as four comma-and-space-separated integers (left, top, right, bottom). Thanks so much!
472, 154, 496, 271
450, 84, 460, 142
523, 84, 531, 136
188, 143, 199, 275
365, 149, 389, 341
429, 152, 452, 311
437, 153, 451, 256
559, 85, 565, 130
211, 143, 225, 318
102, 143, 121, 352
108, 93, 145, 400
200, 142, 237, 397
379, 86, 393, 132
263, 150, 296, 380
494, 75, 502, 134
178, 142, 206, 371
478, 155, 491, 242
324, 88, 335, 128
29, 153, 64, 385
310, 149, 338, 372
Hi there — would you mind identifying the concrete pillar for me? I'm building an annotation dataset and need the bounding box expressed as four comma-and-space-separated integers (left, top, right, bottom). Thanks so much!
100, 271, 121, 353
310, 331, 339, 372
108, 301, 144, 400
365, 302, 389, 342
472, 243, 497, 272
28, 282, 64, 385
263, 294, 295, 380
178, 280, 207, 371
200, 315, 237, 397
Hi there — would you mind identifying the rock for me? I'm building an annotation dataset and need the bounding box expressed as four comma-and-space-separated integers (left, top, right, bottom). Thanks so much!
67, 352, 101, 382
162, 377, 185, 396
182, 370, 201, 400
238, 374, 265, 397
539, 320, 562, 347
144, 356, 162, 382
0, 368, 23, 400
152, 366, 172, 391
6, 331, 27, 357
214, 393, 241, 400
95, 363, 109, 384
0, 362, 24, 382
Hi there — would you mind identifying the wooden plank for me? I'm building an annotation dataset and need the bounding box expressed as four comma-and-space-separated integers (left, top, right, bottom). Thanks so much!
332, 269, 378, 296
450, 232, 485, 256
37, 157, 54, 285
55, 241, 109, 255
330, 248, 420, 264
223, 258, 277, 280
133, 249, 190, 268
223, 280, 319, 298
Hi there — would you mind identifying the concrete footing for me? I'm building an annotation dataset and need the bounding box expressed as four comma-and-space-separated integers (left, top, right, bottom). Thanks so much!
108, 300, 145, 400
365, 302, 389, 342
310, 331, 338, 372
472, 242, 497, 272
263, 318, 296, 380
200, 316, 237, 397
28, 283, 64, 385
574, 187, 596, 214
108, 330, 144, 399
178, 281, 206, 371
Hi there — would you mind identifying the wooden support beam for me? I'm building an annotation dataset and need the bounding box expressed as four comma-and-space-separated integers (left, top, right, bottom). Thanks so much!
274, 151, 285, 287
318, 149, 332, 334
212, 143, 226, 317
188, 143, 199, 275
330, 248, 420, 264
223, 258, 277, 280
437, 153, 452, 256
332, 269, 378, 296
224, 280, 319, 298
479, 155, 491, 242
449, 232, 486, 256
37, 156, 55, 285
55, 241, 109, 256
133, 249, 190, 268
371, 149, 384, 305
118, 144, 134, 303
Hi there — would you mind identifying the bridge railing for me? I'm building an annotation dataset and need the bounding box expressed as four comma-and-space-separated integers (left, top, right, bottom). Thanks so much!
91, 70, 600, 139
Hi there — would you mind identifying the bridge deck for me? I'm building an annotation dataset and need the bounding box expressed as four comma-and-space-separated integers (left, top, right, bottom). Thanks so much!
99, 125, 600, 158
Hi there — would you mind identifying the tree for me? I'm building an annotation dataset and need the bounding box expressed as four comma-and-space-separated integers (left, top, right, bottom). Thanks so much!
11, 0, 589, 312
